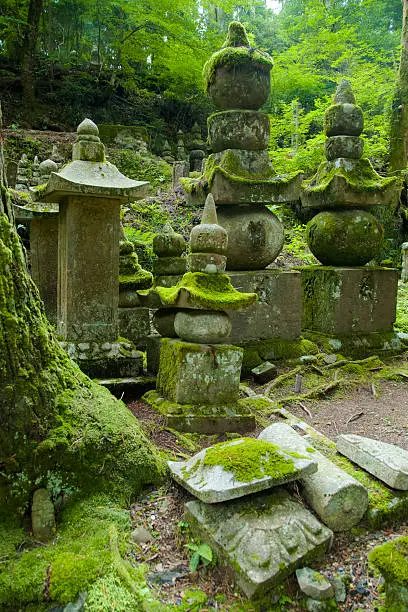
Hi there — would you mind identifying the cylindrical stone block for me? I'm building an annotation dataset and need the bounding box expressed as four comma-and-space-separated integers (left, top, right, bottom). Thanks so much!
324, 135, 364, 161
259, 422, 368, 531
208, 65, 270, 111
208, 111, 270, 153
174, 310, 232, 344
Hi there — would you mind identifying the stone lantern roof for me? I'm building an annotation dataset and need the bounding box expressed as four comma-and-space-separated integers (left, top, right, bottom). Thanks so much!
42, 118, 149, 203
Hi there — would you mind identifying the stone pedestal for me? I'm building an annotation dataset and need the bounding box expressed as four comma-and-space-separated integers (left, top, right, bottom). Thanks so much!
118, 307, 150, 348
301, 267, 401, 355
30, 215, 59, 324
58, 196, 120, 342
145, 337, 255, 433
61, 340, 143, 378
228, 270, 302, 342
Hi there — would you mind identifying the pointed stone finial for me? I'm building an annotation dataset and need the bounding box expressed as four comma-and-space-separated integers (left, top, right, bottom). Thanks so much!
73, 118, 105, 162
223, 21, 250, 48
202, 193, 218, 225
189, 193, 228, 273
334, 80, 356, 105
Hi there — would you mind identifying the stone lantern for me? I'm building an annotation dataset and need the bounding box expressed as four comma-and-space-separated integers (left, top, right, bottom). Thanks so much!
42, 118, 149, 376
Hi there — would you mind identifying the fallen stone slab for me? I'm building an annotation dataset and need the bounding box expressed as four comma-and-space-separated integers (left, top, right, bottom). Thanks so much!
251, 361, 277, 383
169, 437, 317, 503
185, 489, 333, 599
259, 423, 368, 530
336, 434, 408, 490
296, 567, 334, 600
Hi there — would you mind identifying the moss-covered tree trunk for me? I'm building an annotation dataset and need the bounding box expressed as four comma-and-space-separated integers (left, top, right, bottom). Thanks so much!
389, 0, 408, 172
0, 104, 162, 510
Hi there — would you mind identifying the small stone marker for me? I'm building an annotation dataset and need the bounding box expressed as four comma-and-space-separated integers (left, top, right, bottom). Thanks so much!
168, 437, 317, 503
185, 489, 333, 598
259, 423, 368, 530
402, 242, 408, 283
296, 567, 334, 600
251, 361, 277, 383
337, 434, 408, 490
32, 489, 55, 541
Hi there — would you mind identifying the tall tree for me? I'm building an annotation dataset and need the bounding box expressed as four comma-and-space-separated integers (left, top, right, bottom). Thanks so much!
20, 0, 43, 105
389, 0, 408, 172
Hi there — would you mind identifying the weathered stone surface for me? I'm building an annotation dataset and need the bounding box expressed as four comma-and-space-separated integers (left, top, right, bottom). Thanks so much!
30, 215, 58, 324
118, 307, 150, 346
324, 103, 364, 137
337, 434, 408, 490
208, 110, 270, 152
217, 206, 284, 270
144, 389, 255, 434
152, 309, 178, 337
212, 149, 275, 179
169, 438, 317, 503
188, 252, 227, 274
296, 568, 334, 600
172, 161, 190, 188
259, 423, 368, 531
301, 158, 400, 210
228, 270, 302, 341
157, 338, 243, 405
146, 334, 162, 374
185, 489, 333, 598
251, 361, 277, 383
190, 194, 228, 254
301, 267, 398, 335
153, 224, 186, 257
306, 209, 383, 266
174, 310, 232, 344
210, 169, 303, 206
60, 340, 143, 378
324, 136, 364, 160
32, 489, 55, 541
208, 65, 270, 111
152, 256, 187, 276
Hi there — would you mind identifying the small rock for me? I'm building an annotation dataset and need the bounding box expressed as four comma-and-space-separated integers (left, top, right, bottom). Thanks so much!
300, 355, 318, 363
131, 526, 152, 544
251, 361, 277, 383
323, 354, 338, 365
304, 597, 338, 611
159, 499, 171, 514
155, 562, 164, 572
296, 567, 334, 600
32, 488, 55, 541
332, 575, 347, 603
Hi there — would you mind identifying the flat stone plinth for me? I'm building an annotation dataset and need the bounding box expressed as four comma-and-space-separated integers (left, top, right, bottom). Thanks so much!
143, 390, 255, 434
228, 270, 302, 343
185, 490, 333, 599
60, 340, 143, 378
301, 267, 398, 335
157, 339, 243, 405
210, 170, 302, 206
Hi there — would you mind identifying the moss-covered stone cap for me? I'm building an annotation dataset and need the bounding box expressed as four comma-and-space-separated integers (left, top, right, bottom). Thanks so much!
301, 158, 401, 208
150, 271, 257, 311
203, 21, 273, 91
369, 537, 408, 586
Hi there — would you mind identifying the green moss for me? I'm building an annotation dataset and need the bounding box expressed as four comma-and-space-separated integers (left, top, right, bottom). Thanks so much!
242, 338, 319, 372
153, 271, 257, 311
203, 23, 273, 91
119, 270, 153, 289
191, 438, 305, 482
201, 153, 301, 187
303, 157, 398, 194
369, 537, 408, 586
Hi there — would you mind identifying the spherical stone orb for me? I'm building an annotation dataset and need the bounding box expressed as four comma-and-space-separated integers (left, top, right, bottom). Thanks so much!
306, 209, 383, 266
216, 206, 284, 270
174, 310, 232, 344
208, 66, 270, 111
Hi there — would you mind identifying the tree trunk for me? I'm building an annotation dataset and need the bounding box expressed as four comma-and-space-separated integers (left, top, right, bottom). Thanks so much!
20, 0, 44, 106
0, 103, 162, 510
389, 0, 408, 172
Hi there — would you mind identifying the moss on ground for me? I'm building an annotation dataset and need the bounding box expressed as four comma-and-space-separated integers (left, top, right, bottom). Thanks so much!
369, 537, 408, 586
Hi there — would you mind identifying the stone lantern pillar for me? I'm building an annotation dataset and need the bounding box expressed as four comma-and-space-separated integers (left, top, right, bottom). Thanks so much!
42, 118, 149, 376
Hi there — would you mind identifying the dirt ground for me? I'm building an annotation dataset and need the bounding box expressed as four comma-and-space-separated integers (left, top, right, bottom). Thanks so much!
127, 357, 408, 611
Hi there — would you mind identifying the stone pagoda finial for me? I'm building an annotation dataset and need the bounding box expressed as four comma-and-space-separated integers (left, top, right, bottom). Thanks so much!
302, 82, 400, 266
189, 193, 228, 274
39, 159, 58, 184
73, 118, 105, 162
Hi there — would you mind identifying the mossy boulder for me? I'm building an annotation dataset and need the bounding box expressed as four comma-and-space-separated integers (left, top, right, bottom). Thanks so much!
203, 21, 273, 110
306, 209, 383, 266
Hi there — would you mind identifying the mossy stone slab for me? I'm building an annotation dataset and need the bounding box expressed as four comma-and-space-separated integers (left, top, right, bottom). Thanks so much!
210, 168, 303, 205
169, 437, 317, 503
185, 489, 333, 598
337, 434, 408, 490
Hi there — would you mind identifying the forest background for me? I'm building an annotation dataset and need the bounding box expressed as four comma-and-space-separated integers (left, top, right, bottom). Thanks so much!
0, 0, 403, 178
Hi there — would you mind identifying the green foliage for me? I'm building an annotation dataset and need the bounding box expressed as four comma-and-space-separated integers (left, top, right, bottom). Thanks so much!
108, 149, 172, 191
396, 282, 408, 333
185, 542, 213, 572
